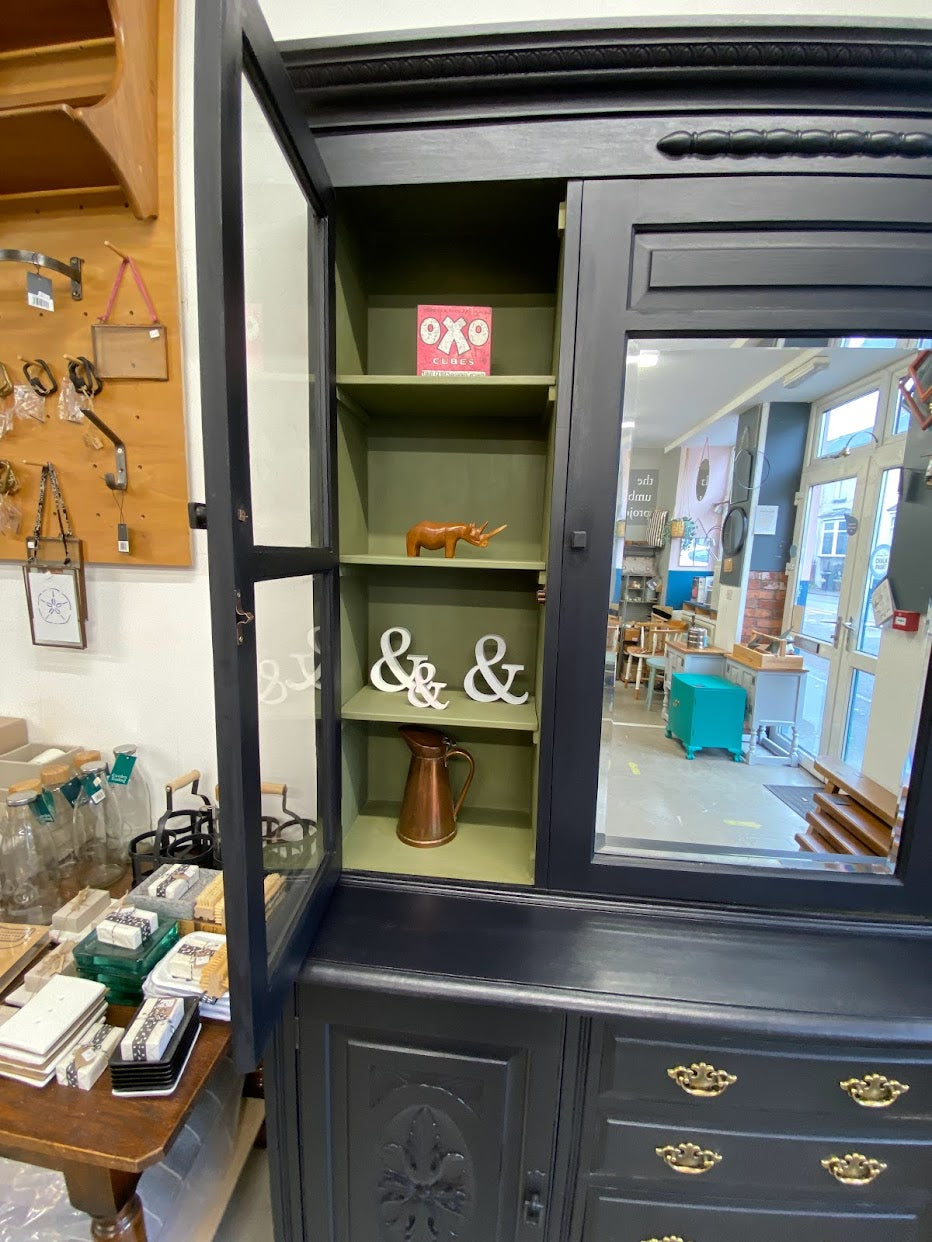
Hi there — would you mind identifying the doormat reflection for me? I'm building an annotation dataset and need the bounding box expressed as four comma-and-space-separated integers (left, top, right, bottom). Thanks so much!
765, 784, 818, 820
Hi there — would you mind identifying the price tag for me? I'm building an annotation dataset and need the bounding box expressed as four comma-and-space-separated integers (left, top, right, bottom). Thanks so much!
26, 272, 54, 312
109, 753, 137, 785
60, 776, 84, 806
82, 774, 107, 804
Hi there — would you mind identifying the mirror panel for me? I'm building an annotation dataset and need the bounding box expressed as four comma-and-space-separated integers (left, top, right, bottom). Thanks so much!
597, 337, 932, 873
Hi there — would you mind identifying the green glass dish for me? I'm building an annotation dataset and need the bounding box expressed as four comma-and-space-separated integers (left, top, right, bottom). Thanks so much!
73, 917, 180, 981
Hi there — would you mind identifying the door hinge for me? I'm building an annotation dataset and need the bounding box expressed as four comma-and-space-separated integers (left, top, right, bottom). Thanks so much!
235, 590, 255, 645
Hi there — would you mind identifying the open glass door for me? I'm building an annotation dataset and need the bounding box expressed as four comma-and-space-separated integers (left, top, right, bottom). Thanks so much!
194, 0, 339, 1069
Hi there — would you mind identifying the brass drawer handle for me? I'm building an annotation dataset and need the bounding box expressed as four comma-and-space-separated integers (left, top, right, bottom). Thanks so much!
839, 1073, 909, 1108
668, 1061, 737, 1098
821, 1153, 888, 1186
656, 1141, 722, 1175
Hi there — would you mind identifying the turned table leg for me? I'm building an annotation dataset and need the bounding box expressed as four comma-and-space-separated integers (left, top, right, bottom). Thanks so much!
63, 1165, 147, 1242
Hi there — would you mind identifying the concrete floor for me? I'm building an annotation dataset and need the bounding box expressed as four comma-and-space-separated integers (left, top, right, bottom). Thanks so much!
597, 681, 818, 863
213, 1148, 274, 1242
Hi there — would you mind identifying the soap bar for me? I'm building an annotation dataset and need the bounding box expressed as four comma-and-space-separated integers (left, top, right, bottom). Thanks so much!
147, 865, 199, 902
121, 997, 185, 1063
55, 1022, 123, 1090
23, 943, 75, 995
52, 889, 112, 933
167, 939, 218, 984
97, 907, 159, 951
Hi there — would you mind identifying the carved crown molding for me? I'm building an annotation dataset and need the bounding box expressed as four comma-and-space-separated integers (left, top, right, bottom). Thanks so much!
658, 128, 932, 160
281, 27, 932, 127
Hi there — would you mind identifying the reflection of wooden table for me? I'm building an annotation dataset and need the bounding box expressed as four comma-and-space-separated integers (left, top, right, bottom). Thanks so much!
0, 1006, 231, 1240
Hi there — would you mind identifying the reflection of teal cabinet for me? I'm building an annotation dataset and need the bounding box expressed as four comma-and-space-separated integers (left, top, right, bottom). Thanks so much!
666, 673, 746, 761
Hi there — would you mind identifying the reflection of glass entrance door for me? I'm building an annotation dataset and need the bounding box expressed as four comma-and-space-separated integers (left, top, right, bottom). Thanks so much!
791, 459, 903, 770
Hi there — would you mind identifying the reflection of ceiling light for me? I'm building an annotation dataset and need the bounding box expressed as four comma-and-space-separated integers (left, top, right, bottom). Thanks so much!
622, 420, 636, 429
634, 349, 660, 368
782, 355, 830, 388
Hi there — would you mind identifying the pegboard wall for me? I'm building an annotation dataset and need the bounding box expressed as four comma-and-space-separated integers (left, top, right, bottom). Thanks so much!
0, 0, 191, 568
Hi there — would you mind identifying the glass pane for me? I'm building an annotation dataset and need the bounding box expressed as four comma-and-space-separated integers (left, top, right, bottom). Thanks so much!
797, 478, 857, 641
844, 669, 874, 769
254, 575, 324, 969
241, 75, 320, 547
893, 380, 912, 436
795, 648, 831, 759
817, 389, 879, 457
593, 336, 929, 876
857, 469, 900, 654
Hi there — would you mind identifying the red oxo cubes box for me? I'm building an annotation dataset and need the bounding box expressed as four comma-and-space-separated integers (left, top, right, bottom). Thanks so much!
416, 305, 492, 376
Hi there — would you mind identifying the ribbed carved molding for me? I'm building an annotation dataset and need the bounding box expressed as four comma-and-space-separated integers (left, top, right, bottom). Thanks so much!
658, 128, 932, 159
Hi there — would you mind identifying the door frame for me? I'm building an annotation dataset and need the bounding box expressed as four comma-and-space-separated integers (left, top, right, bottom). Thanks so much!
194, 0, 341, 1070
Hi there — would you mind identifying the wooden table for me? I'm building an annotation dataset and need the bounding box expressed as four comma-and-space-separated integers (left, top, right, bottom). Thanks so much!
0, 1006, 231, 1240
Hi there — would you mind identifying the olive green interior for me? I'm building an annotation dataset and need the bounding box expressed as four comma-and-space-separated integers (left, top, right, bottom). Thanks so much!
336, 180, 565, 886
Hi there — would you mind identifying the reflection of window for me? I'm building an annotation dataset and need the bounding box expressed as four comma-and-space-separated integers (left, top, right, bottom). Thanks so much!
893, 379, 912, 436
820, 517, 848, 557
817, 390, 879, 457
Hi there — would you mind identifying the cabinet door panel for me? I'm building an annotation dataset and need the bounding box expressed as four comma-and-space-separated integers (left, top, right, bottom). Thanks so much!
296, 985, 565, 1242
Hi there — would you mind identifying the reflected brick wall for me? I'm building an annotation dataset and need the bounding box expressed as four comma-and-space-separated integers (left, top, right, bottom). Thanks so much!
742, 570, 788, 641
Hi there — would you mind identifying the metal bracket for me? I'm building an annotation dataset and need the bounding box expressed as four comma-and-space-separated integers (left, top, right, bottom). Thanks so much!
0, 249, 83, 300
80, 408, 127, 490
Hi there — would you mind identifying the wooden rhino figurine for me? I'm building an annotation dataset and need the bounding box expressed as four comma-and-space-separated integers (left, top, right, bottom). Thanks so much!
406, 520, 507, 559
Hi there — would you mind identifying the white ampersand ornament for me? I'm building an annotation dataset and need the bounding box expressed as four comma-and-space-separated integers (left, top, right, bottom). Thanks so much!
369, 626, 449, 710
464, 634, 529, 706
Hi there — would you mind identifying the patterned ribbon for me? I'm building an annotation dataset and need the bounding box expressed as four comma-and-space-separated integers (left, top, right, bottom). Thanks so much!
65, 1025, 112, 1085
155, 867, 193, 898
174, 942, 215, 979
131, 1000, 177, 1062
107, 910, 152, 942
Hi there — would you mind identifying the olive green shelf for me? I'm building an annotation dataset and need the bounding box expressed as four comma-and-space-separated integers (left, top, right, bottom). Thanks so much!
337, 375, 555, 419
340, 553, 545, 572
341, 686, 538, 733
343, 802, 534, 886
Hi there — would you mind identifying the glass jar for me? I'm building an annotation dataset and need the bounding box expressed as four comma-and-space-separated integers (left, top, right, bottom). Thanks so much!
109, 744, 152, 851
40, 764, 84, 900
74, 760, 125, 888
3, 790, 61, 923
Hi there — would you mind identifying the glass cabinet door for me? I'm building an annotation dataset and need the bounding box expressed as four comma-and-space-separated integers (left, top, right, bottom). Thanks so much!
195, 0, 339, 1069
544, 174, 932, 917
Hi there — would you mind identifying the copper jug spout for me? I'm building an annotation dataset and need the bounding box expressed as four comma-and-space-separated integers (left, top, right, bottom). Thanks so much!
396, 726, 476, 848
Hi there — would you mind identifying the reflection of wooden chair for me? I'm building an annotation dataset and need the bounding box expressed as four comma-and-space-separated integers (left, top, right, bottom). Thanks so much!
627, 627, 677, 700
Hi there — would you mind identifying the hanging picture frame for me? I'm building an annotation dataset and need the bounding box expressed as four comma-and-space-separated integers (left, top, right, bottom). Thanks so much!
23, 563, 86, 649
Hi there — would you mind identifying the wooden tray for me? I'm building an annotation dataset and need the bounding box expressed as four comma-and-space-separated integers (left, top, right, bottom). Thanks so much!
731, 643, 805, 670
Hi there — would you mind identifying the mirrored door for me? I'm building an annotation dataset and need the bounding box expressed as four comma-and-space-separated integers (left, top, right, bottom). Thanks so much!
545, 175, 932, 915
195, 0, 339, 1069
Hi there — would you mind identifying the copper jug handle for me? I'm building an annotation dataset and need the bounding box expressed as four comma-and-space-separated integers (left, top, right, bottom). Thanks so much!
446, 747, 476, 821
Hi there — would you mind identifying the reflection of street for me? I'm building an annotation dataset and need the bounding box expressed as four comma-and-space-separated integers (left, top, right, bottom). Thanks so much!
796, 645, 873, 767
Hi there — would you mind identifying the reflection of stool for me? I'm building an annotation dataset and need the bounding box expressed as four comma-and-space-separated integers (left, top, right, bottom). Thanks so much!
644, 655, 666, 710
665, 673, 746, 761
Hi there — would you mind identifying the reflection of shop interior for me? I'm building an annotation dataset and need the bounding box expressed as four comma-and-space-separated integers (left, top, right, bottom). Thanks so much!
603, 338, 929, 863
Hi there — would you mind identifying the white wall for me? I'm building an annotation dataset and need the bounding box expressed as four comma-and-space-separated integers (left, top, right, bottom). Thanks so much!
0, 0, 215, 812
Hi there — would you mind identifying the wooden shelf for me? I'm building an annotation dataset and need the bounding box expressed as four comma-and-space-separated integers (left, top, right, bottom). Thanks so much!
342, 686, 538, 732
337, 374, 555, 418
344, 802, 534, 886
341, 553, 545, 571
0, 0, 158, 218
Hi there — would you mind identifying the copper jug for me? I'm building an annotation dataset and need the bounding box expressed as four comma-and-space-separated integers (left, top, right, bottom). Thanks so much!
396, 726, 476, 848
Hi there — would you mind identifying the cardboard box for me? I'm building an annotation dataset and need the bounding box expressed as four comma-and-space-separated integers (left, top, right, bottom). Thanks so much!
0, 718, 28, 756
416, 304, 492, 376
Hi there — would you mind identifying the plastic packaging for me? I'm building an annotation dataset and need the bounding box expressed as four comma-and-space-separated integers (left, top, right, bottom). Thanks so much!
0, 397, 12, 438
11, 385, 44, 424
0, 495, 20, 536
56, 378, 86, 424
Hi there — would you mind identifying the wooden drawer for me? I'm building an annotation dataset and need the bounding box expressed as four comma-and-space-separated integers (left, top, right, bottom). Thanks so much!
594, 1115, 932, 1195
600, 1029, 932, 1123
581, 1186, 926, 1242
